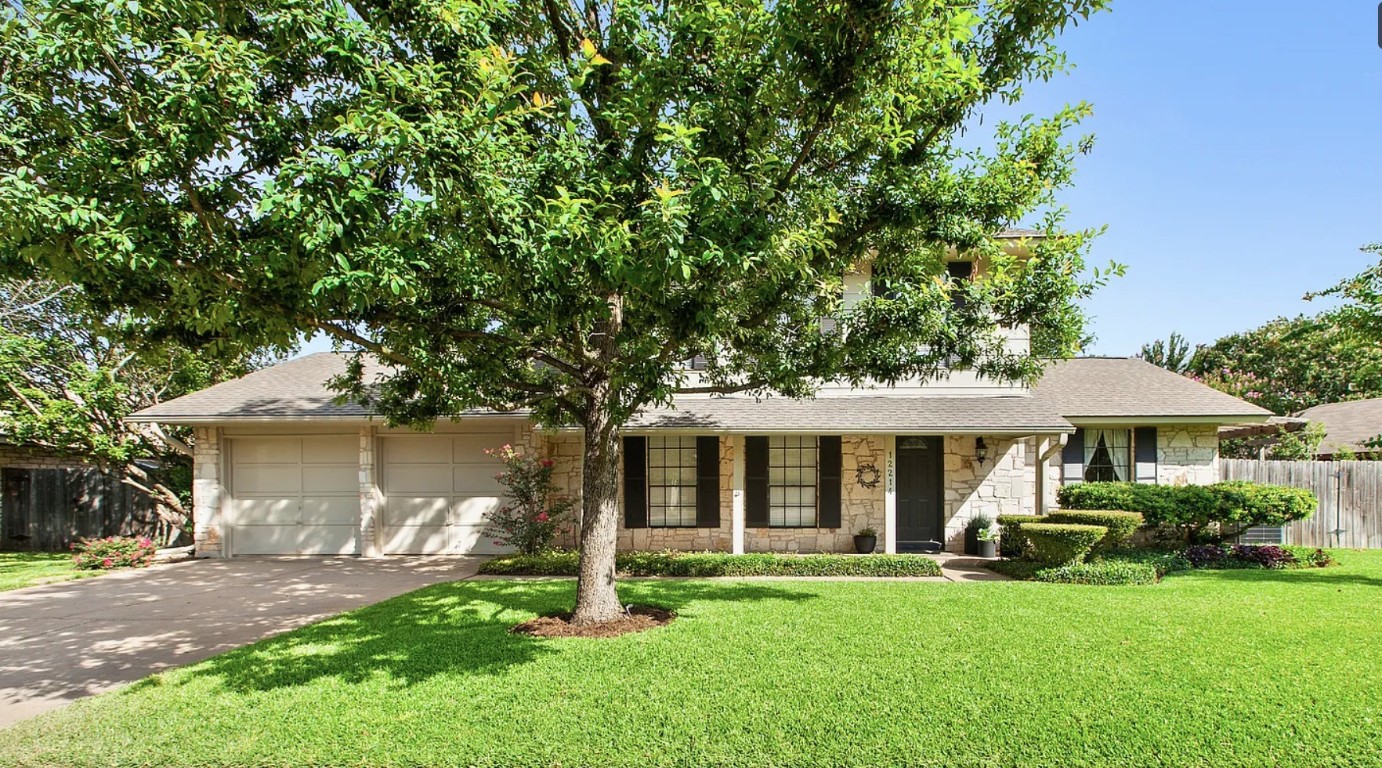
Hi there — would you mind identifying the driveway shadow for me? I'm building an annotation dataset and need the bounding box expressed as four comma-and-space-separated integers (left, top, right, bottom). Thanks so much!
164, 579, 816, 695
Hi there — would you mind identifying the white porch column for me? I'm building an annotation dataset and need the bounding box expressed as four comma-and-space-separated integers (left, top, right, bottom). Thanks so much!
359, 425, 382, 557
731, 435, 746, 554
192, 426, 225, 558
884, 434, 897, 554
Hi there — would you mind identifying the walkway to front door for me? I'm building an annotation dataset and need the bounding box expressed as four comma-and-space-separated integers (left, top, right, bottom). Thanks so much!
896, 436, 944, 552
0, 556, 483, 728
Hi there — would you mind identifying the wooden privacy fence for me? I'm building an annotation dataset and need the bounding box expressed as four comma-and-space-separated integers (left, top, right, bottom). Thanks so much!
1221, 459, 1381, 549
0, 466, 177, 551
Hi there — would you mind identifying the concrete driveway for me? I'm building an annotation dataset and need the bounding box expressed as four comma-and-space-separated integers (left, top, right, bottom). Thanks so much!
0, 556, 484, 728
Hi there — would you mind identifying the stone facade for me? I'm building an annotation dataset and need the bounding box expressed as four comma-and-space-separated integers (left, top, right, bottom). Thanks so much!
744, 435, 887, 553
940, 436, 1034, 552
191, 426, 223, 558
358, 426, 381, 557
1157, 425, 1220, 485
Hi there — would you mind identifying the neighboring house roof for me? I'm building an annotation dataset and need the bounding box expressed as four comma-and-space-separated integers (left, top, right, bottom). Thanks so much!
626, 396, 1073, 435
1031, 357, 1272, 422
1295, 398, 1382, 456
994, 227, 1043, 239
131, 352, 1266, 428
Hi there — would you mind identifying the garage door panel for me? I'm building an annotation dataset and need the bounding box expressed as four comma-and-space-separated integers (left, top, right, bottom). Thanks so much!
453, 496, 502, 526
301, 436, 358, 464
301, 496, 359, 525
451, 434, 508, 462
232, 498, 299, 525
302, 465, 357, 494
296, 525, 357, 555
234, 525, 306, 555
384, 465, 453, 495
451, 525, 505, 555
385, 436, 455, 464
379, 525, 450, 555
233, 438, 301, 464
234, 466, 302, 495
453, 465, 502, 495
382, 497, 449, 527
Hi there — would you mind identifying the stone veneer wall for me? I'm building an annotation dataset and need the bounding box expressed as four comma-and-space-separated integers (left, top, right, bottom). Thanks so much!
1157, 424, 1220, 485
0, 443, 90, 469
940, 436, 1033, 552
191, 426, 223, 557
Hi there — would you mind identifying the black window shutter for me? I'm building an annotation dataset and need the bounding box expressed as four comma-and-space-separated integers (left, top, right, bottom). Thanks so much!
696, 436, 720, 528
745, 436, 769, 527
817, 436, 842, 529
1134, 427, 1158, 484
1062, 429, 1085, 485
622, 436, 647, 528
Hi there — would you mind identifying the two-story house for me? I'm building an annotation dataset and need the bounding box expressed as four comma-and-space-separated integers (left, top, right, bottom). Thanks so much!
130, 231, 1271, 558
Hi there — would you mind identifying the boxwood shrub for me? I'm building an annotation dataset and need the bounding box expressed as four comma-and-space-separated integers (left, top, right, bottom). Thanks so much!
986, 558, 1158, 585
1021, 523, 1107, 565
995, 514, 1044, 558
1044, 510, 1143, 551
1057, 481, 1316, 541
480, 550, 944, 578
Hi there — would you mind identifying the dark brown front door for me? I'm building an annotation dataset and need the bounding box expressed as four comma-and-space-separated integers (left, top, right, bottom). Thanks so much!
896, 436, 944, 552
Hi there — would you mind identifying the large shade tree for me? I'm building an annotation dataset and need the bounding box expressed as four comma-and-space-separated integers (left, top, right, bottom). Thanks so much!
1, 0, 1109, 623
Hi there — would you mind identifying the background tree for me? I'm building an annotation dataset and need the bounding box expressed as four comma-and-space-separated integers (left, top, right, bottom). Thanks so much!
0, 279, 273, 541
1, 0, 1110, 623
1308, 242, 1382, 342
1139, 331, 1193, 373
1182, 315, 1382, 416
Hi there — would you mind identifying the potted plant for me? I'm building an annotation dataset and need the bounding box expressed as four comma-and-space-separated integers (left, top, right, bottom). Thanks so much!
964, 514, 993, 556
853, 527, 877, 554
976, 525, 1000, 559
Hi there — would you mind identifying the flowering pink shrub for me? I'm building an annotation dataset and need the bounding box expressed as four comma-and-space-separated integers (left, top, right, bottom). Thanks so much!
72, 536, 157, 570
482, 444, 575, 555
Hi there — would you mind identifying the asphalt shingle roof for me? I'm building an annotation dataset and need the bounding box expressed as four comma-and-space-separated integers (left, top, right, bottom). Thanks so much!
131, 353, 1267, 428
1031, 357, 1271, 420
1296, 398, 1382, 455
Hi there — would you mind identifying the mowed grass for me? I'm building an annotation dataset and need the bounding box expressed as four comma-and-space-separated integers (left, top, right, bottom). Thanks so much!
0, 552, 90, 591
2, 553, 1380, 767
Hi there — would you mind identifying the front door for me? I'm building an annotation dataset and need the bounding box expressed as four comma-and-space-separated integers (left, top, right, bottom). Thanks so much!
896, 436, 944, 552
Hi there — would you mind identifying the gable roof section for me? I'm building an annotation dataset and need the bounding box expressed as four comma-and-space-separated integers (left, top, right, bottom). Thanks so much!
1032, 357, 1271, 422
1296, 398, 1382, 455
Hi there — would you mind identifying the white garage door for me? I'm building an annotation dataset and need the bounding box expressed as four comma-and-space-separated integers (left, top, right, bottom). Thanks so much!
229, 436, 359, 555
380, 432, 512, 555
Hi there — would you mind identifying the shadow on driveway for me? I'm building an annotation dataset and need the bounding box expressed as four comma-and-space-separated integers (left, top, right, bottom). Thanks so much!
0, 556, 484, 728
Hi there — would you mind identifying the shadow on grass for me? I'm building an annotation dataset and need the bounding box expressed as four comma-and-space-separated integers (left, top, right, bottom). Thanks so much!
154, 579, 815, 695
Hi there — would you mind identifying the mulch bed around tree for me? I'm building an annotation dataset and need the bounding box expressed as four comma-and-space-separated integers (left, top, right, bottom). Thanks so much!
511, 605, 675, 638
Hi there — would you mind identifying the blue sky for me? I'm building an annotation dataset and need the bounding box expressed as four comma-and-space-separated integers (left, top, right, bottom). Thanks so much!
1013, 1, 1381, 354
298, 1, 1381, 359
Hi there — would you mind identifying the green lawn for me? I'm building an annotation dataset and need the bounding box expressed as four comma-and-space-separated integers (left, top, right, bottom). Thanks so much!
0, 552, 90, 591
2, 553, 1380, 767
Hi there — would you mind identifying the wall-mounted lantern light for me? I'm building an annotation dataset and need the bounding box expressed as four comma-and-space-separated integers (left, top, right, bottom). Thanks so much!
975, 437, 988, 466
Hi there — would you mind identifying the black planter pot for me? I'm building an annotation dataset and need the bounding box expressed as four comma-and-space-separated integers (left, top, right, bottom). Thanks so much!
978, 540, 997, 559
853, 535, 877, 554
963, 528, 979, 556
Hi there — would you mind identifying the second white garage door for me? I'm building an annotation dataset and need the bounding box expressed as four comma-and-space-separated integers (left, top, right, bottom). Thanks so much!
379, 432, 513, 555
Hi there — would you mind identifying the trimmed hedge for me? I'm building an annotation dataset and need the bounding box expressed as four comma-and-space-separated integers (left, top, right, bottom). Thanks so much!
1057, 481, 1317, 540
1022, 523, 1107, 565
996, 514, 1044, 558
987, 558, 1159, 585
1094, 548, 1191, 577
479, 550, 944, 578
1044, 510, 1143, 551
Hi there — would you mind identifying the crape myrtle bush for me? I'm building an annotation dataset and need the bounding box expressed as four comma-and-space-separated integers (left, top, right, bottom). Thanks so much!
1057, 481, 1316, 542
72, 536, 156, 570
480, 551, 944, 578
1020, 523, 1106, 565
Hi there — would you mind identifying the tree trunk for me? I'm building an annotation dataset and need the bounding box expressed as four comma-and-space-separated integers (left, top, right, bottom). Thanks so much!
571, 402, 624, 625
